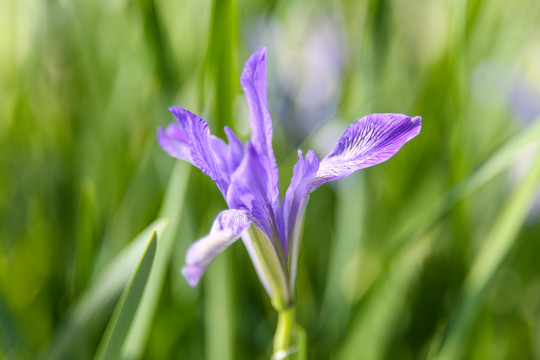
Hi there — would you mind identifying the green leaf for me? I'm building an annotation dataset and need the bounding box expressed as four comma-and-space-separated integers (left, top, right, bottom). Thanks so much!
435, 146, 540, 360
0, 292, 32, 358
320, 176, 366, 346
389, 118, 540, 253
121, 161, 190, 359
41, 218, 168, 360
94, 230, 158, 360
335, 237, 432, 360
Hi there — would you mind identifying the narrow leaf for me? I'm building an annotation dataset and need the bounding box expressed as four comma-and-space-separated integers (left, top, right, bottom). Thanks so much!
435, 145, 540, 360
388, 118, 540, 253
121, 161, 190, 359
42, 218, 168, 360
95, 230, 158, 360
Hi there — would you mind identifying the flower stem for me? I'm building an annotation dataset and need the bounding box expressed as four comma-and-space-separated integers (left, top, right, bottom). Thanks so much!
272, 307, 297, 359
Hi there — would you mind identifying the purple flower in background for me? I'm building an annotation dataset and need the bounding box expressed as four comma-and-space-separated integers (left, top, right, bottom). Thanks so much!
158, 48, 421, 308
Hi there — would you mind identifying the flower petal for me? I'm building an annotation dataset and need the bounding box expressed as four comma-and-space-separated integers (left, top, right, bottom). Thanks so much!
279, 150, 319, 292
224, 126, 245, 171
241, 47, 274, 160
157, 122, 194, 164
167, 106, 229, 195
311, 114, 422, 191
241, 48, 281, 218
210, 127, 245, 181
181, 209, 252, 286
280, 150, 319, 255
227, 142, 277, 239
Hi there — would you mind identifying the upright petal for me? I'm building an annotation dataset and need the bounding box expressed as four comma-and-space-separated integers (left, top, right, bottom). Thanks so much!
227, 142, 278, 240
167, 106, 229, 195
241, 47, 274, 159
224, 126, 245, 171
182, 209, 252, 286
210, 127, 245, 181
311, 114, 421, 191
280, 150, 319, 292
241, 48, 280, 217
279, 150, 319, 255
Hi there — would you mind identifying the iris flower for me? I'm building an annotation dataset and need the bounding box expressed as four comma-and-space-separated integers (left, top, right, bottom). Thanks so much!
158, 48, 421, 310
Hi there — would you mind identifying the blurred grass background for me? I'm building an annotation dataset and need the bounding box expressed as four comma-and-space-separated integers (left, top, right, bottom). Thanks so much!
1, 0, 540, 359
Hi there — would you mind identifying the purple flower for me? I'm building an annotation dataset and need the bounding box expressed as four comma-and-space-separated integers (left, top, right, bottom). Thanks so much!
158, 48, 421, 308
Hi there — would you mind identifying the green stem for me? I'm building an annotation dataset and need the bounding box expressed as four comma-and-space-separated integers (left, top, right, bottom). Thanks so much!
272, 307, 297, 359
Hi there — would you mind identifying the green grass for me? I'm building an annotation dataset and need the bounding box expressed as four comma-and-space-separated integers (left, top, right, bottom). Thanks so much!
1, 0, 540, 359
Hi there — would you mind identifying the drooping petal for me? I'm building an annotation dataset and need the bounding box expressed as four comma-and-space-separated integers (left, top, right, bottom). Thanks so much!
181, 209, 252, 286
241, 47, 281, 218
227, 142, 278, 240
311, 114, 422, 191
157, 122, 194, 164
167, 106, 228, 195
279, 150, 319, 255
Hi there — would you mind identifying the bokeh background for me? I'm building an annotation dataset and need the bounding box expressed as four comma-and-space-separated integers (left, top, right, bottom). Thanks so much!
2, 0, 540, 359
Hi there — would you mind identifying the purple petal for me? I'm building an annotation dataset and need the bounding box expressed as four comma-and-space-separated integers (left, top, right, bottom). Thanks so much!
311, 114, 421, 191
181, 209, 252, 286
227, 142, 278, 240
241, 48, 281, 217
210, 127, 245, 180
167, 106, 229, 195
241, 47, 274, 160
210, 136, 230, 177
279, 150, 319, 255
224, 126, 245, 171
157, 123, 194, 164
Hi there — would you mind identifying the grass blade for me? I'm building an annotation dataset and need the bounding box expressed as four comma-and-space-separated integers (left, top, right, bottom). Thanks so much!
389, 118, 540, 253
435, 145, 540, 360
319, 176, 366, 347
42, 219, 168, 360
94, 230, 158, 360
335, 237, 432, 360
122, 161, 190, 359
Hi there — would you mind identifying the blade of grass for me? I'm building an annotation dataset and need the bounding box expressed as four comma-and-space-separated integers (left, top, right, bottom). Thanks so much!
71, 179, 96, 301
435, 145, 540, 360
95, 230, 158, 360
202, 0, 238, 359
389, 118, 540, 253
0, 292, 32, 358
122, 161, 190, 359
335, 236, 432, 360
319, 176, 366, 347
41, 218, 168, 360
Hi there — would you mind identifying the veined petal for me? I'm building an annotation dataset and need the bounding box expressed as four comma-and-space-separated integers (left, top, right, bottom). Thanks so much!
157, 122, 194, 164
241, 47, 274, 160
181, 209, 252, 286
311, 114, 421, 191
227, 142, 277, 239
167, 106, 228, 195
280, 150, 319, 255
241, 47, 280, 218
